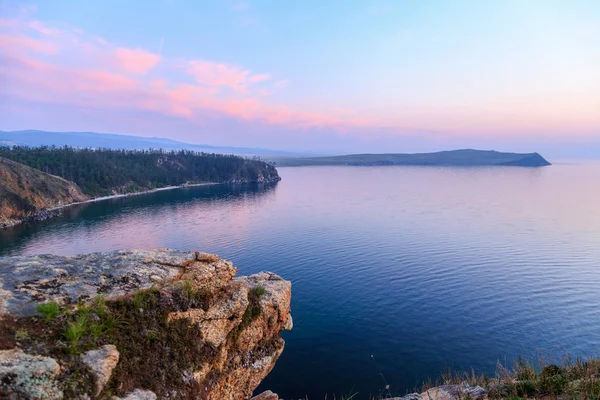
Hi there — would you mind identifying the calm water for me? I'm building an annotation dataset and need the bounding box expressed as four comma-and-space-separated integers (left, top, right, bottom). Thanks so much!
2, 164, 600, 399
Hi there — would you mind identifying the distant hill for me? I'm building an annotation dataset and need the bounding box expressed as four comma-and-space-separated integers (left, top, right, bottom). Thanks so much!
0, 130, 304, 157
0, 157, 88, 228
274, 149, 552, 167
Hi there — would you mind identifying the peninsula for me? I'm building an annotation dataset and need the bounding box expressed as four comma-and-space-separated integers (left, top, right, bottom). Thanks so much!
274, 149, 552, 167
0, 147, 281, 228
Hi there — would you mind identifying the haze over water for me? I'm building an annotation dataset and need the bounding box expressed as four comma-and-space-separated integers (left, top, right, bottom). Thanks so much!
1, 164, 600, 399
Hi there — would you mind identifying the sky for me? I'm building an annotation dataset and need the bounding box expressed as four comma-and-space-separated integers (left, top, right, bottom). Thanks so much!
1, 0, 599, 156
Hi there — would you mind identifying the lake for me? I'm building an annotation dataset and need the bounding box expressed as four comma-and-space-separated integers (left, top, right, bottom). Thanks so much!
1, 164, 600, 399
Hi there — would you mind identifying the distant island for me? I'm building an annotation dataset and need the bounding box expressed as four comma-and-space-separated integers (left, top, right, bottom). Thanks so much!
274, 149, 552, 167
0, 147, 280, 228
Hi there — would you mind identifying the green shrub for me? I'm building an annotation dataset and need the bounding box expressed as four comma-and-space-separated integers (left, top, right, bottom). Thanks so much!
515, 380, 537, 398
36, 301, 60, 322
88, 322, 105, 339
64, 315, 87, 351
103, 313, 128, 331
251, 285, 266, 296
93, 296, 107, 317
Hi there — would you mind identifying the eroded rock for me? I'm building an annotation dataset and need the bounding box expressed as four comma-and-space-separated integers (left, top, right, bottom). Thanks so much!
250, 390, 280, 400
111, 389, 157, 400
80, 345, 120, 396
0, 250, 291, 400
393, 383, 488, 400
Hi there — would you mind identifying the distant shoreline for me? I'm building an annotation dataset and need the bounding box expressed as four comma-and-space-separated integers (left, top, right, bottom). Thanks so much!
51, 182, 219, 211
273, 149, 552, 167
1, 182, 218, 230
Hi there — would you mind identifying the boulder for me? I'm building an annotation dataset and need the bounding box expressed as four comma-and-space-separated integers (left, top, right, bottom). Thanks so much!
80, 345, 120, 396
0, 349, 63, 399
393, 383, 488, 400
112, 389, 157, 400
250, 390, 280, 400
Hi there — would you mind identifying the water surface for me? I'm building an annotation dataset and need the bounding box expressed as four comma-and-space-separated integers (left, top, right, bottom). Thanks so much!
2, 164, 600, 399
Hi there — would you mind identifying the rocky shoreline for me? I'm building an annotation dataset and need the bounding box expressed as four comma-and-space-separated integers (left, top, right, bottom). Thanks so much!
0, 209, 62, 230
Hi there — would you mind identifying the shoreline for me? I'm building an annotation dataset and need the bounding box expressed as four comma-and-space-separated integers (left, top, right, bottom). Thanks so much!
1, 182, 219, 230
49, 181, 219, 212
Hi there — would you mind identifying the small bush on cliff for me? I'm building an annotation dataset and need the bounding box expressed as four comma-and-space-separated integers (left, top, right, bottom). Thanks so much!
36, 301, 60, 322
242, 285, 266, 327
252, 285, 266, 296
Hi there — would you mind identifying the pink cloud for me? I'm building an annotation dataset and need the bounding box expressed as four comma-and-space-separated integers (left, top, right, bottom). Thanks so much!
114, 47, 161, 74
249, 73, 271, 83
0, 34, 56, 54
186, 60, 269, 92
0, 14, 371, 134
28, 20, 60, 36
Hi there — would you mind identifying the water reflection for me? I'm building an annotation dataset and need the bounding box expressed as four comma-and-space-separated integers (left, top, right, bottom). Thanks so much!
0, 183, 278, 256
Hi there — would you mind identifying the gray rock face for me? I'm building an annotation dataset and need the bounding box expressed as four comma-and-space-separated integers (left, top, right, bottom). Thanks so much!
250, 390, 280, 400
0, 249, 196, 317
112, 389, 157, 400
80, 345, 120, 396
392, 383, 488, 400
0, 349, 63, 399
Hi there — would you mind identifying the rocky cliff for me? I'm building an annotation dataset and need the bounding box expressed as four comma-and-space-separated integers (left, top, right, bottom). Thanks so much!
0, 157, 89, 229
0, 250, 292, 399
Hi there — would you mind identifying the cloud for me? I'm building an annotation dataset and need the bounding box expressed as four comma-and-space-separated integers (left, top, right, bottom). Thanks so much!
28, 20, 60, 36
274, 79, 289, 88
186, 60, 270, 92
0, 12, 371, 136
0, 34, 56, 55
114, 47, 161, 74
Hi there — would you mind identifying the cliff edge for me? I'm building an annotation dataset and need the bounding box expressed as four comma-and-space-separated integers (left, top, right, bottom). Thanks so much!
0, 157, 89, 229
0, 250, 292, 399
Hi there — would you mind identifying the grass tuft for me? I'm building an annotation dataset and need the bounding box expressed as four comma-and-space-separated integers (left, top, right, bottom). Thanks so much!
251, 285, 266, 296
36, 301, 60, 322
64, 314, 87, 353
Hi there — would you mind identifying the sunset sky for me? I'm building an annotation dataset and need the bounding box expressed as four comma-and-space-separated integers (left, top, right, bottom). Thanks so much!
1, 1, 599, 156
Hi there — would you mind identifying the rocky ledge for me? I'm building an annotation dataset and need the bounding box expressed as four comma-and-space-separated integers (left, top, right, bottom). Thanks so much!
0, 250, 292, 399
245, 384, 488, 400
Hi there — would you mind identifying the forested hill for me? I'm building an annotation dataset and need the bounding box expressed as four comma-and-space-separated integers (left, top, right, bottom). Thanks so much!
0, 147, 281, 197
275, 149, 551, 167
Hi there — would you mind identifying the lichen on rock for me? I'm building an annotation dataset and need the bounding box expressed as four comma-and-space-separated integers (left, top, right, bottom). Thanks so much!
0, 249, 292, 400
0, 348, 63, 399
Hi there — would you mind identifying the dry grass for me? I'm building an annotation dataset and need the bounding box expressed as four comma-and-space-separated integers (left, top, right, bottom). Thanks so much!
409, 352, 600, 400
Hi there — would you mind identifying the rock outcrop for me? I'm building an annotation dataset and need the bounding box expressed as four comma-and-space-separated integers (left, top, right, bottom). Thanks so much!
0, 156, 89, 229
392, 383, 488, 400
0, 249, 292, 399
246, 383, 488, 400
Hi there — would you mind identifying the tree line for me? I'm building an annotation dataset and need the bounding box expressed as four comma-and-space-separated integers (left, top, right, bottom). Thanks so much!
0, 146, 278, 197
